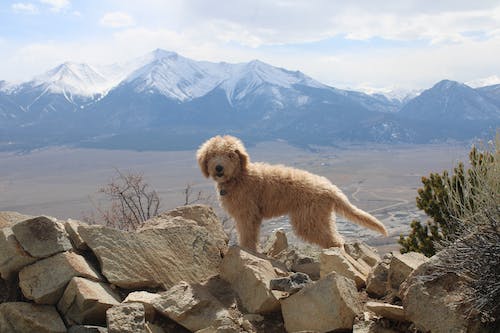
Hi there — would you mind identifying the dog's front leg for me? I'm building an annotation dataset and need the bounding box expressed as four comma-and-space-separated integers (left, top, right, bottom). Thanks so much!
234, 215, 262, 253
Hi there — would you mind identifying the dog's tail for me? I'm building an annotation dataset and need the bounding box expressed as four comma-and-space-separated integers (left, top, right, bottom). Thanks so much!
331, 189, 388, 236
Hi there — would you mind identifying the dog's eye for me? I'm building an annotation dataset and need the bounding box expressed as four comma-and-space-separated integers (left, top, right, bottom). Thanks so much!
228, 152, 236, 159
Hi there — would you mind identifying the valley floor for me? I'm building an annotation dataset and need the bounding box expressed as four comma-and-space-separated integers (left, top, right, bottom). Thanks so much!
0, 141, 470, 254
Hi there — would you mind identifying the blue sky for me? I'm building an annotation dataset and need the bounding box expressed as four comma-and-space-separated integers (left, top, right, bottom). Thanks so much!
1, 0, 500, 91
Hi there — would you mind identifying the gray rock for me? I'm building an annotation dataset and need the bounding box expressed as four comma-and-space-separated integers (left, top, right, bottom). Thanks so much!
0, 302, 66, 333
270, 272, 312, 294
12, 216, 73, 258
65, 219, 89, 251
344, 241, 381, 267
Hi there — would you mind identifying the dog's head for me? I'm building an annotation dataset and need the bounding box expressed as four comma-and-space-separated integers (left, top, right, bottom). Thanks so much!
196, 135, 249, 183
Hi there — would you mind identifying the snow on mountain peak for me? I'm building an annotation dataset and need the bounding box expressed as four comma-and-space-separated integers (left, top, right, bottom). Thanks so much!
31, 62, 112, 97
466, 75, 500, 88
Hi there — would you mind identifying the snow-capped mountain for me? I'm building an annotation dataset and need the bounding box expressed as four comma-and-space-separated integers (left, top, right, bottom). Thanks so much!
0, 49, 498, 150
466, 75, 500, 88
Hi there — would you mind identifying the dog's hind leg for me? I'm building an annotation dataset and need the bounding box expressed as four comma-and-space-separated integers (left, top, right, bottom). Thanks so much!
290, 208, 344, 249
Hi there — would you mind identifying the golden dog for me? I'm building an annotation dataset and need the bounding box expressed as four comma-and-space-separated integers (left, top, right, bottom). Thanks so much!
197, 135, 388, 251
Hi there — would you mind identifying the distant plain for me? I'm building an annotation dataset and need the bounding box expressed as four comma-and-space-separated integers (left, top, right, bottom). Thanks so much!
0, 142, 470, 253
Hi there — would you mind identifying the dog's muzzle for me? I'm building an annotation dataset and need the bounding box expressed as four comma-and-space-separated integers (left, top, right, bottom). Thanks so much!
215, 165, 224, 178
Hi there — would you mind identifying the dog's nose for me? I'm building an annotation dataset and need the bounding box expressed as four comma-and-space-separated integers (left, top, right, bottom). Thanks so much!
215, 165, 224, 173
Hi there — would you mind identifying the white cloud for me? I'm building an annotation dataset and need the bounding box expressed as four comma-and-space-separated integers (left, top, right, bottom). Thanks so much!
39, 0, 69, 12
11, 2, 38, 14
100, 12, 136, 28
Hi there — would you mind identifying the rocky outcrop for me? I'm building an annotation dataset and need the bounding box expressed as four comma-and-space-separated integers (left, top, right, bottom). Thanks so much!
1, 207, 492, 333
263, 229, 289, 257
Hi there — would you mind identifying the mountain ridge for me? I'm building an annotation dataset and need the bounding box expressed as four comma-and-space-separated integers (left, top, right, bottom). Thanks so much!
0, 49, 499, 150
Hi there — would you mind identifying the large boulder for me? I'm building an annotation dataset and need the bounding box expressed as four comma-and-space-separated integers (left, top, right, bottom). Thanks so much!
19, 251, 101, 304
401, 253, 483, 333
152, 281, 238, 332
219, 246, 282, 314
57, 277, 121, 326
78, 208, 226, 289
280, 272, 363, 333
139, 204, 228, 253
11, 216, 73, 258
0, 227, 37, 279
0, 302, 66, 333
388, 252, 428, 295
320, 248, 367, 289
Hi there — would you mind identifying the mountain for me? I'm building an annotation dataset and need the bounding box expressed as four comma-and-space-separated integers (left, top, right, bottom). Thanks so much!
398, 80, 499, 141
0, 50, 498, 150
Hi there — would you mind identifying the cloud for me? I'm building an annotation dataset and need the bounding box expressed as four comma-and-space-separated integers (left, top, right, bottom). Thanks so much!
11, 2, 38, 14
39, 0, 69, 12
100, 12, 136, 28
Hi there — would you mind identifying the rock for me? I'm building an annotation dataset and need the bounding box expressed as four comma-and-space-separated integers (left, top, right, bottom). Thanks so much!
263, 229, 288, 257
68, 325, 108, 333
280, 272, 363, 333
401, 253, 482, 333
388, 252, 428, 294
270, 272, 312, 294
65, 219, 89, 251
320, 248, 367, 289
365, 301, 406, 322
19, 251, 101, 304
106, 303, 146, 333
0, 302, 66, 333
139, 204, 228, 253
152, 281, 237, 332
78, 221, 225, 289
366, 253, 392, 298
12, 216, 73, 258
219, 246, 282, 314
0, 227, 37, 279
344, 241, 381, 267
0, 211, 32, 229
123, 291, 159, 321
57, 277, 121, 326
352, 320, 399, 333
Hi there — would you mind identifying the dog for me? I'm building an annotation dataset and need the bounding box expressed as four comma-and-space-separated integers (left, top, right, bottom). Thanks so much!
197, 135, 388, 252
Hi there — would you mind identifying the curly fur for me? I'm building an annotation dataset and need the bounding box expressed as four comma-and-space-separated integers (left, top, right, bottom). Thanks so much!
197, 135, 388, 251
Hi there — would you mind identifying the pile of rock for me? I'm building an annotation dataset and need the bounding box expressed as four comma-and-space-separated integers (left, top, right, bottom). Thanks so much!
0, 206, 490, 333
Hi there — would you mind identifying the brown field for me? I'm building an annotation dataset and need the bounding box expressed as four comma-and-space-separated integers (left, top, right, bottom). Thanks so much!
0, 142, 470, 254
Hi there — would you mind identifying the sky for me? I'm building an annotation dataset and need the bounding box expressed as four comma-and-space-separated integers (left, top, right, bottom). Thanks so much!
1, 0, 500, 91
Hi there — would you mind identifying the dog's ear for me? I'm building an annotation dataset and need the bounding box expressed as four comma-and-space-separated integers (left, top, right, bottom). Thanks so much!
196, 147, 210, 178
235, 149, 249, 172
